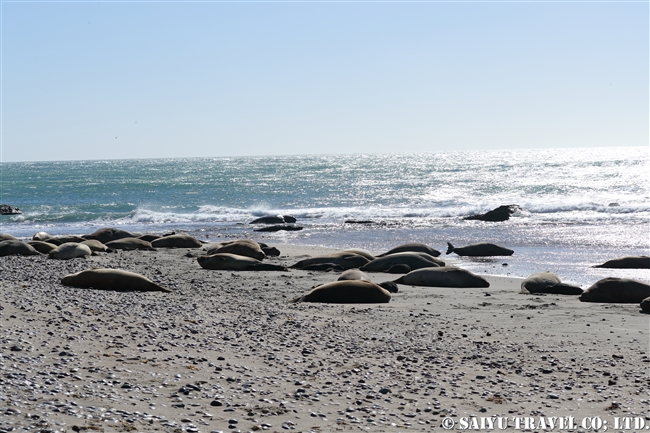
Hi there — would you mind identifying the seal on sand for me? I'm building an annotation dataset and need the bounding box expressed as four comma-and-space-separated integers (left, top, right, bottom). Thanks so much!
0, 233, 18, 241
197, 253, 288, 271
520, 272, 583, 295
207, 240, 266, 261
641, 297, 650, 313
446, 242, 514, 257
291, 280, 392, 304
377, 243, 441, 258
105, 238, 155, 251
337, 269, 372, 281
81, 239, 113, 253
48, 243, 92, 260
360, 252, 444, 273
0, 240, 40, 257
27, 240, 59, 254
291, 252, 370, 270
393, 267, 490, 288
593, 256, 650, 269
61, 269, 171, 292
32, 232, 55, 242
579, 278, 650, 303
53, 235, 87, 244
151, 233, 203, 248
85, 227, 137, 244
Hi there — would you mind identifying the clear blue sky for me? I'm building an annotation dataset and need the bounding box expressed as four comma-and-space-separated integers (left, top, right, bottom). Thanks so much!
1, 1, 648, 162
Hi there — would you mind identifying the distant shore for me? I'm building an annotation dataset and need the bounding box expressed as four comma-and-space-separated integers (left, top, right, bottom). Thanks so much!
1, 243, 649, 433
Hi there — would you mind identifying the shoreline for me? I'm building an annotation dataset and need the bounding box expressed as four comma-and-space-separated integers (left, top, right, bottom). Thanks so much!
1, 244, 649, 433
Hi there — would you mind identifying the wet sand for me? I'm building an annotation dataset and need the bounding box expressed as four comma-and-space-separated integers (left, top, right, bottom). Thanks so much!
1, 244, 649, 433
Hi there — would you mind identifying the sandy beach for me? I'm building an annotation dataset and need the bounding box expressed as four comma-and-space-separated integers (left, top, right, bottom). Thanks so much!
1, 243, 649, 433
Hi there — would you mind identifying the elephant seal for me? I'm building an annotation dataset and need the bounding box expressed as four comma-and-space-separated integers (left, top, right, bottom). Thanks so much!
48, 242, 92, 260
593, 256, 650, 269
394, 267, 490, 288
641, 297, 650, 313
0, 240, 40, 257
207, 240, 266, 260
340, 249, 375, 261
53, 235, 87, 244
291, 280, 392, 304
81, 239, 113, 253
520, 272, 583, 295
338, 269, 372, 281
446, 242, 514, 257
0, 233, 18, 241
138, 234, 161, 242
151, 233, 202, 248
463, 205, 519, 222
32, 231, 55, 242
254, 224, 302, 232
388, 264, 411, 274
299, 263, 345, 272
250, 215, 297, 224
85, 227, 137, 244
292, 251, 370, 270
197, 253, 287, 271
27, 240, 59, 254
259, 243, 281, 257
360, 252, 445, 273
377, 243, 441, 258
105, 238, 155, 251
579, 278, 650, 303
61, 269, 170, 292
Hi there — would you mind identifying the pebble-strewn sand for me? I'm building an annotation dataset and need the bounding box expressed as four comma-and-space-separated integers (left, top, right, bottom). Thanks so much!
1, 245, 649, 433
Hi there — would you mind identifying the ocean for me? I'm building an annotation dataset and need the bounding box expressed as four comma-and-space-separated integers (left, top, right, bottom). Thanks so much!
1, 147, 648, 287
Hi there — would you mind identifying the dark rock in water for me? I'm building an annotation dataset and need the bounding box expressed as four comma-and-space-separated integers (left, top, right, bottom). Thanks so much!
345, 220, 375, 224
464, 205, 519, 222
250, 215, 297, 224
0, 204, 22, 215
254, 224, 303, 232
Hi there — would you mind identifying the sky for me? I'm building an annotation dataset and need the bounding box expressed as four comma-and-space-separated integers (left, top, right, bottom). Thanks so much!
1, 1, 648, 162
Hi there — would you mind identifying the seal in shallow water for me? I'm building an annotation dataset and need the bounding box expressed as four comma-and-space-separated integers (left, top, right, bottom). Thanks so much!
446, 242, 514, 257
291, 280, 392, 304
579, 278, 650, 303
61, 269, 171, 292
393, 267, 490, 288
377, 243, 441, 258
593, 256, 650, 269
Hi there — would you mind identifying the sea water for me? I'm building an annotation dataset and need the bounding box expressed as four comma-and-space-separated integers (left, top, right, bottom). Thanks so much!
1, 147, 648, 287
